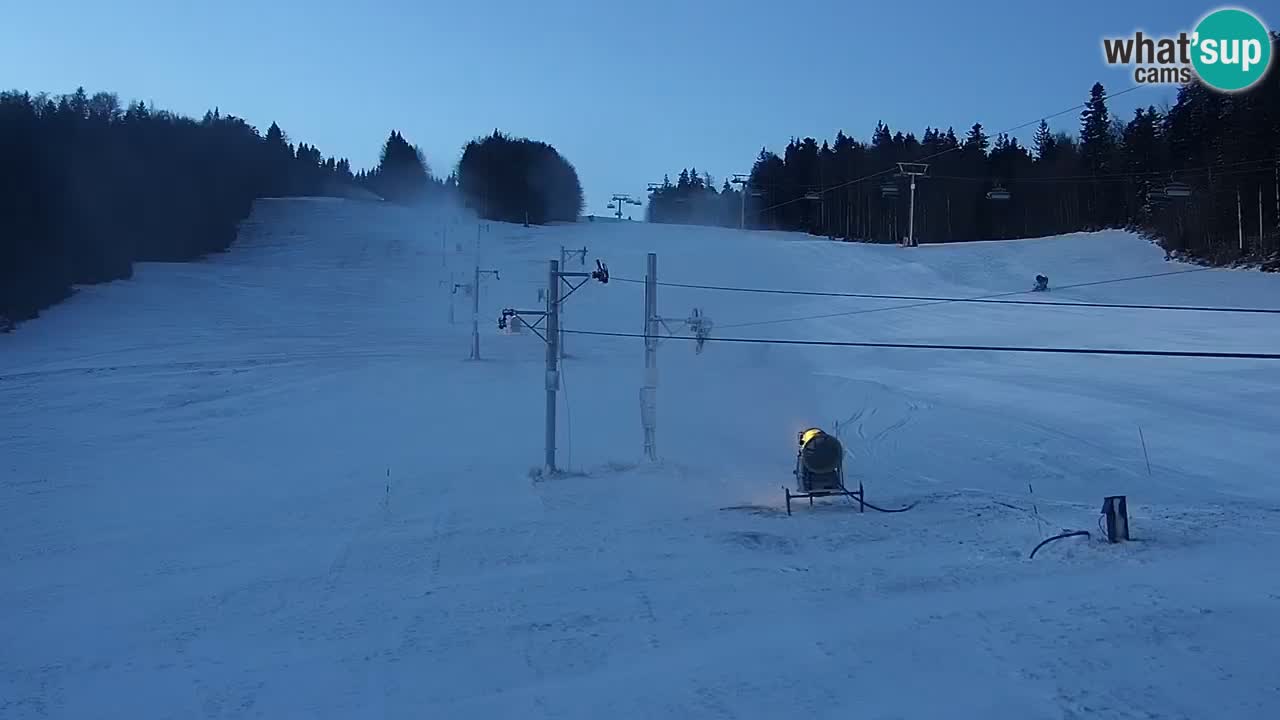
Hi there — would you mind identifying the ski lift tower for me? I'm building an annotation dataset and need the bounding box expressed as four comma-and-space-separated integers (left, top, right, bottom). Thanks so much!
897, 162, 929, 247
646, 183, 664, 217
803, 189, 824, 235
730, 174, 752, 229
611, 194, 642, 220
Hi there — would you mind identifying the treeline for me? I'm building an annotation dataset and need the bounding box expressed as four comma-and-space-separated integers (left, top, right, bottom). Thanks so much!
1, 88, 585, 328
356, 129, 453, 205
652, 32, 1279, 269
646, 168, 743, 227
456, 130, 584, 224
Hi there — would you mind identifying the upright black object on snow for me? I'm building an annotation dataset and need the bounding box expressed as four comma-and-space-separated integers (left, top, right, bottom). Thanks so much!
786, 428, 864, 515
1033, 274, 1050, 292
1101, 495, 1130, 542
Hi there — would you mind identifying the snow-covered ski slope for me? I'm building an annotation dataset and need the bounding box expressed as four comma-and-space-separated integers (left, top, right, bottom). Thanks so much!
4, 197, 1280, 719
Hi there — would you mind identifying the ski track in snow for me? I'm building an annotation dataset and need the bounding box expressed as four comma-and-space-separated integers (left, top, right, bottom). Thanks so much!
3, 198, 1280, 719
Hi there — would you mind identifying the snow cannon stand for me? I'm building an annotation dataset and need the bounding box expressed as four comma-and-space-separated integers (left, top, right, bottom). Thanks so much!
785, 428, 864, 515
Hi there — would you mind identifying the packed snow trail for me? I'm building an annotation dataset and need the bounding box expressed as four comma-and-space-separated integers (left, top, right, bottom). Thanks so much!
3, 198, 1279, 719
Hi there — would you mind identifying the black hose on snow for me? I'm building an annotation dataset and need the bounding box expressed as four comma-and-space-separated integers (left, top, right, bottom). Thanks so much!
861, 499, 918, 513
1028, 530, 1091, 559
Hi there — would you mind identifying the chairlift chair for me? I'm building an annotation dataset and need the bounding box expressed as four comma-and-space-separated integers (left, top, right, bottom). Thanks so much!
1164, 181, 1192, 198
804, 191, 822, 201
986, 184, 1011, 201
880, 180, 899, 198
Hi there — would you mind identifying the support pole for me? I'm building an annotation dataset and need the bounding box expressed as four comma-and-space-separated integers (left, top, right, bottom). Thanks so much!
642, 253, 658, 461
467, 224, 498, 360
908, 175, 917, 248
471, 225, 482, 360
559, 246, 568, 359
1237, 187, 1244, 252
546, 260, 561, 474
896, 162, 928, 247
471, 262, 481, 360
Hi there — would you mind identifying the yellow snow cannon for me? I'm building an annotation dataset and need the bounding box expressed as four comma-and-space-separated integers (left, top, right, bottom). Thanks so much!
786, 427, 864, 515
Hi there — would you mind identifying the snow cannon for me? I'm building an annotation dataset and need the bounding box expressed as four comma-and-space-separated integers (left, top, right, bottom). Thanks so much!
785, 427, 864, 515
799, 428, 842, 484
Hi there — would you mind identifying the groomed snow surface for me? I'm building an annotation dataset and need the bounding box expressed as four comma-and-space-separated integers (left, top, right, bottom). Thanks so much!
4, 198, 1280, 719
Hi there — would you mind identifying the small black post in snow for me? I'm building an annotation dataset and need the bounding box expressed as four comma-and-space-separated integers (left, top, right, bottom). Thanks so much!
1138, 426, 1152, 477
1028, 482, 1045, 538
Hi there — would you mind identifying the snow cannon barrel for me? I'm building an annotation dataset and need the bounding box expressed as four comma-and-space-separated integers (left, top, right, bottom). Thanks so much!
799, 428, 842, 475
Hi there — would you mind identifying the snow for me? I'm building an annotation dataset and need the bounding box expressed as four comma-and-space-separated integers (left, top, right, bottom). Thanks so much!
3, 197, 1280, 719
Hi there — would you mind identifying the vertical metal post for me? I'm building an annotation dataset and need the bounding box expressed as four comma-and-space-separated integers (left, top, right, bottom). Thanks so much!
546, 260, 561, 473
740, 184, 746, 230
908, 175, 917, 248
471, 262, 481, 360
642, 253, 658, 461
441, 228, 447, 267
558, 246, 568, 359
1237, 187, 1244, 252
1269, 162, 1280, 251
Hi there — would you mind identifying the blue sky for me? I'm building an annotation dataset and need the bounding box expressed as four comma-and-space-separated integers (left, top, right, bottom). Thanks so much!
3, 0, 1260, 214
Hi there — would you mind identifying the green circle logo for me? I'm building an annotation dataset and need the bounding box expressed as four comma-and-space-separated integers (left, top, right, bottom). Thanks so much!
1191, 8, 1272, 92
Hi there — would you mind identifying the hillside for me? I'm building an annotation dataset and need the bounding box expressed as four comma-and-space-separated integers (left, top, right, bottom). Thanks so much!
3, 197, 1279, 719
